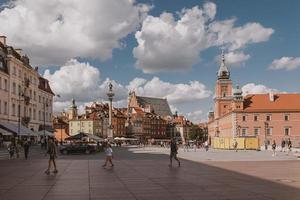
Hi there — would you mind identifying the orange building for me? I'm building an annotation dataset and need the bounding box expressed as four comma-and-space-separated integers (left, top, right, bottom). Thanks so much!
208, 52, 300, 148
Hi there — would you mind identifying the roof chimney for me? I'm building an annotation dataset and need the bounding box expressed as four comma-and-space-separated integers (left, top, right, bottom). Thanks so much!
0, 36, 6, 45
269, 92, 275, 102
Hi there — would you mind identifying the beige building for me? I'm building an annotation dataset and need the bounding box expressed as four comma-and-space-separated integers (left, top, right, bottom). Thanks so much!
0, 35, 54, 132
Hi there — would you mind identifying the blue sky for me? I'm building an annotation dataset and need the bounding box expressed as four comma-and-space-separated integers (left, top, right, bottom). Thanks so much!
0, 0, 299, 122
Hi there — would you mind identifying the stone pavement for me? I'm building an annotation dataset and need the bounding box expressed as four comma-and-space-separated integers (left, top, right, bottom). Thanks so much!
130, 146, 300, 161
0, 146, 300, 200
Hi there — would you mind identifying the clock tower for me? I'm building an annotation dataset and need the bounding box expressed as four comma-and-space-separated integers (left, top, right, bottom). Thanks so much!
214, 51, 233, 118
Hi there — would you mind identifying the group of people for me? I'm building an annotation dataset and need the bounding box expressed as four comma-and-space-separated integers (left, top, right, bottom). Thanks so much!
271, 139, 292, 157
7, 139, 30, 159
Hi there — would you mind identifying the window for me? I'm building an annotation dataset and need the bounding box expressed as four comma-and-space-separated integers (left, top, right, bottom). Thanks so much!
12, 104, 16, 116
266, 128, 272, 136
284, 127, 290, 136
29, 108, 32, 118
33, 109, 36, 120
221, 86, 227, 97
12, 82, 16, 94
18, 69, 21, 78
266, 115, 271, 121
38, 111, 41, 120
242, 115, 247, 122
4, 101, 7, 114
254, 128, 259, 136
13, 67, 16, 75
241, 128, 247, 136
254, 115, 258, 121
39, 96, 41, 103
0, 77, 2, 89
284, 114, 289, 121
4, 79, 8, 91
34, 91, 36, 101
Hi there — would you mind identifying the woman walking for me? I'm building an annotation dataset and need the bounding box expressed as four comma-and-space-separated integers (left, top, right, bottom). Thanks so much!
102, 143, 114, 168
45, 138, 58, 174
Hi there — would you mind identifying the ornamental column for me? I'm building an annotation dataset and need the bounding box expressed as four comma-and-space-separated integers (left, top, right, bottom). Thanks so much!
107, 82, 114, 141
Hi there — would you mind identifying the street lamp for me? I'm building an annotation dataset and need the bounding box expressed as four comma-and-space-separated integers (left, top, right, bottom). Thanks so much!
264, 121, 269, 150
43, 98, 48, 149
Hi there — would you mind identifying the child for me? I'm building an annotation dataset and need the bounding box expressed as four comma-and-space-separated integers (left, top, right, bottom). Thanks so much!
103, 144, 114, 168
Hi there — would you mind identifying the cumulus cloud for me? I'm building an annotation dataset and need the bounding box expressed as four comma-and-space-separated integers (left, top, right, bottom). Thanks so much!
44, 59, 102, 102
242, 83, 279, 96
127, 77, 212, 104
133, 2, 274, 73
269, 57, 300, 71
223, 51, 250, 66
0, 0, 150, 66
46, 60, 211, 117
187, 110, 203, 124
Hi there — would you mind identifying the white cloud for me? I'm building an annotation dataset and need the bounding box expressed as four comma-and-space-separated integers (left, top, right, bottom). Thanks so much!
46, 60, 211, 117
242, 83, 279, 96
187, 110, 203, 124
269, 57, 300, 71
133, 2, 274, 73
0, 0, 150, 66
44, 59, 102, 102
223, 51, 250, 66
128, 77, 212, 104
210, 19, 274, 51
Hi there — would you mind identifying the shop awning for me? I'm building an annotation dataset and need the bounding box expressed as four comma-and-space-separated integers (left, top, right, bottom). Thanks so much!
0, 121, 37, 136
0, 128, 13, 136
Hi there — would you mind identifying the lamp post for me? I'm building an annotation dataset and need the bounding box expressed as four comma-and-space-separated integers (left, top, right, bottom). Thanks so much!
43, 98, 49, 149
17, 89, 24, 145
264, 121, 269, 150
107, 82, 114, 141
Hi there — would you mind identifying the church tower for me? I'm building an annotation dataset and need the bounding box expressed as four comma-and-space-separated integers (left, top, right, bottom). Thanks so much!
68, 98, 78, 120
214, 51, 233, 118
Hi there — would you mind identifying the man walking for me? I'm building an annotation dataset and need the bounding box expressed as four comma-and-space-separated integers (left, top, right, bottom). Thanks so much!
281, 139, 286, 152
169, 138, 180, 167
23, 140, 30, 160
45, 138, 58, 174
287, 139, 292, 155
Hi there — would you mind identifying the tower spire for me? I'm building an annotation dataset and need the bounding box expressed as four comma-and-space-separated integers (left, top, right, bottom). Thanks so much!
217, 50, 230, 80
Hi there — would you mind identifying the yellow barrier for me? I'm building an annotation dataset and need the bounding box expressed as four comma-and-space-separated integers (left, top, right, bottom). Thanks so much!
212, 137, 259, 150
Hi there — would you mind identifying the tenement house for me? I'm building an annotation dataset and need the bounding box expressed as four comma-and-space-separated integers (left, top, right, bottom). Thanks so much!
0, 35, 54, 132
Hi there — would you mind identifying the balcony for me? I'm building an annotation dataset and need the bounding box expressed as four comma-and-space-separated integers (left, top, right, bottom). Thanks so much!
24, 95, 30, 105
21, 116, 31, 127
24, 78, 30, 87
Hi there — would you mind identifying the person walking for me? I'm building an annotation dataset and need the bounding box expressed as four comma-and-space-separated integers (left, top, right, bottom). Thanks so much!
281, 139, 286, 152
102, 143, 114, 168
8, 143, 14, 159
45, 138, 58, 174
287, 139, 292, 155
233, 140, 238, 152
169, 138, 180, 167
272, 140, 276, 157
23, 140, 30, 160
204, 140, 209, 152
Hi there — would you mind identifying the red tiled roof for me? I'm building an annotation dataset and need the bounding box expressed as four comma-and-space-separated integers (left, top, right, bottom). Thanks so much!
243, 93, 300, 112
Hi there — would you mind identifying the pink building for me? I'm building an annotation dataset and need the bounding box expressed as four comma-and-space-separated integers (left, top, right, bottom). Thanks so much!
208, 52, 300, 147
